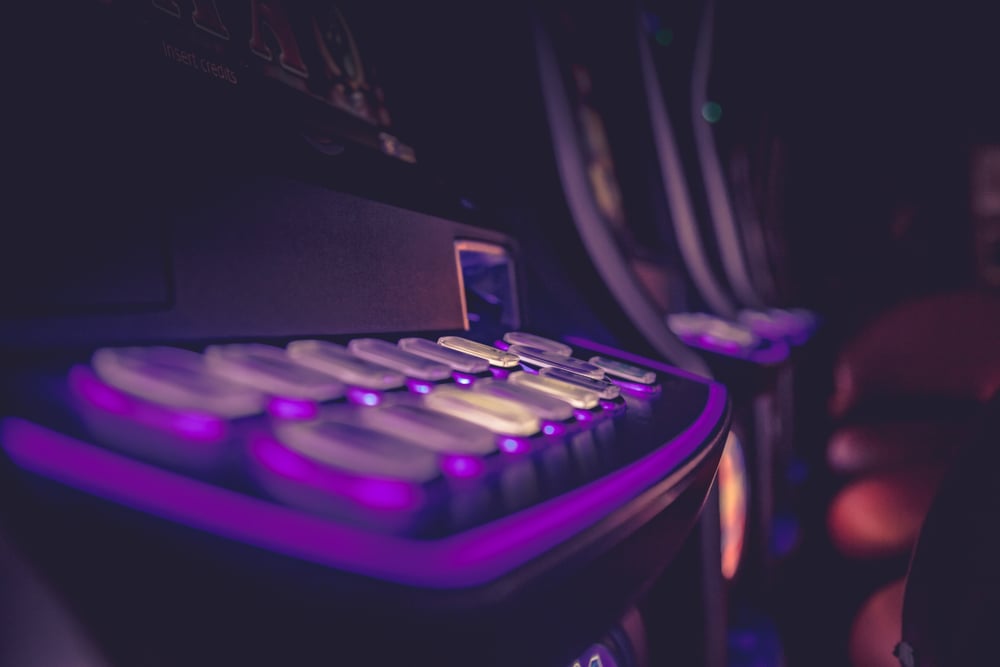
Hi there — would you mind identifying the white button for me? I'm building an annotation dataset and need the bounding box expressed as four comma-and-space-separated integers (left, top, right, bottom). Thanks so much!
588, 356, 657, 384
397, 337, 490, 373
355, 402, 497, 455
506, 345, 605, 380
286, 340, 405, 390
501, 332, 573, 356
347, 339, 452, 381
424, 386, 539, 436
204, 344, 345, 401
539, 367, 620, 399
506, 371, 600, 410
437, 336, 520, 367
91, 347, 264, 418
274, 412, 440, 482
472, 378, 575, 421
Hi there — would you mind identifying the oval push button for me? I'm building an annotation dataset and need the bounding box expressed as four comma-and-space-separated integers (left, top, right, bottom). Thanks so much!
539, 367, 621, 400
472, 378, 575, 422
501, 332, 573, 357
356, 402, 497, 456
587, 356, 657, 384
274, 413, 440, 482
204, 344, 345, 401
348, 339, 452, 381
437, 337, 520, 368
286, 340, 405, 390
91, 346, 264, 418
398, 338, 490, 374
506, 345, 605, 380
424, 386, 539, 436
506, 371, 600, 410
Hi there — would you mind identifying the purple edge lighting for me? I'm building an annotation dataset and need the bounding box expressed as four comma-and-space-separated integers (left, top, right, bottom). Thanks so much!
1, 345, 725, 589
266, 396, 319, 420
71, 367, 228, 442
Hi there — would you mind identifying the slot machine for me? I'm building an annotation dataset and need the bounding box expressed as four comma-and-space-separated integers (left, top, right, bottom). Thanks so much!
525, 2, 798, 662
0, 3, 731, 666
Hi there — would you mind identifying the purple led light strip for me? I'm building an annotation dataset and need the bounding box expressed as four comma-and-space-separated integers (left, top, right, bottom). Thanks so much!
1, 374, 725, 589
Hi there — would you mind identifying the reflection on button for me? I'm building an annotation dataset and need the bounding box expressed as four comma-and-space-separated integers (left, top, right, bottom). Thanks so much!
506, 345, 605, 380
539, 367, 620, 399
588, 356, 656, 384
274, 413, 440, 482
204, 344, 345, 401
91, 346, 264, 418
286, 340, 405, 390
348, 339, 452, 381
355, 402, 497, 455
437, 336, 520, 367
473, 378, 574, 422
506, 371, 600, 409
424, 386, 539, 436
398, 338, 490, 374
502, 332, 573, 356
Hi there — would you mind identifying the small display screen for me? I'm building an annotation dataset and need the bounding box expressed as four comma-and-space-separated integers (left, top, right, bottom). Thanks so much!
455, 241, 520, 331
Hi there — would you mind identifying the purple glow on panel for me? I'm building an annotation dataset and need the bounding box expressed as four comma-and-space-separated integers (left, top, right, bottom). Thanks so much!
574, 409, 595, 422
441, 454, 485, 479
70, 367, 227, 442
541, 421, 567, 437
692, 333, 743, 355
251, 436, 421, 511
346, 387, 382, 407
520, 364, 540, 375
493, 339, 511, 351
266, 396, 318, 420
72, 367, 130, 414
611, 377, 662, 397
749, 340, 791, 365
498, 436, 531, 455
452, 372, 476, 386
406, 379, 434, 395
600, 400, 619, 412
0, 373, 726, 588
489, 367, 511, 380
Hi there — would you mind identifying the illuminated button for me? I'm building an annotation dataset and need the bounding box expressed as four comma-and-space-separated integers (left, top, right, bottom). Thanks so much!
203, 344, 345, 401
286, 340, 405, 390
473, 378, 574, 421
398, 337, 489, 373
437, 336, 520, 368
274, 414, 440, 482
347, 338, 452, 381
587, 356, 656, 384
501, 331, 573, 356
424, 386, 539, 436
506, 371, 600, 410
91, 347, 264, 418
356, 402, 496, 455
506, 345, 605, 380
539, 367, 620, 399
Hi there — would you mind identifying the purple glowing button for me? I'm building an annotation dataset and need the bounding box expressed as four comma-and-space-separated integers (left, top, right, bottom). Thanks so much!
346, 387, 383, 407
498, 436, 532, 455
441, 454, 485, 478
452, 372, 477, 386
541, 421, 567, 437
266, 396, 319, 420
406, 378, 435, 395
251, 436, 423, 511
70, 367, 228, 443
